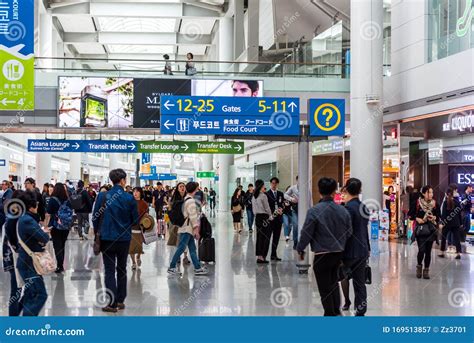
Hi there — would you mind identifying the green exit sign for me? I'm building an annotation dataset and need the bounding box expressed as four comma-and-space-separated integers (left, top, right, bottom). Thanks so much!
196, 171, 215, 178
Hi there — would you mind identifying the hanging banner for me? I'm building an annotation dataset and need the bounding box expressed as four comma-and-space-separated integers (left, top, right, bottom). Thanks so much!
0, 0, 34, 111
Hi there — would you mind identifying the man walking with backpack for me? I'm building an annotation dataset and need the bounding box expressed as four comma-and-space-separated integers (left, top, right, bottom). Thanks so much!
168, 182, 208, 276
70, 180, 93, 240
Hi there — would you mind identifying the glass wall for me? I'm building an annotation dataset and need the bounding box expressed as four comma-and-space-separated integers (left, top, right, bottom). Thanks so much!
428, 0, 474, 62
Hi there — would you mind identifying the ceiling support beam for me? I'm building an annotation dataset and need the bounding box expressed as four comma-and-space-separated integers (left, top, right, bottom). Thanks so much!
63, 32, 212, 45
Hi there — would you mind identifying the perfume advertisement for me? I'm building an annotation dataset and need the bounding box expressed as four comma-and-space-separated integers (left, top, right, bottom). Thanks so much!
58, 77, 134, 128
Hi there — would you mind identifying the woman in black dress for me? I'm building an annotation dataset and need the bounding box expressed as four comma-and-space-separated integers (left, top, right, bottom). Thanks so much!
231, 188, 243, 233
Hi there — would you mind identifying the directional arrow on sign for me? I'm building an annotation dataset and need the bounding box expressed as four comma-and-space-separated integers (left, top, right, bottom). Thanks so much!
164, 100, 175, 111
235, 145, 242, 152
1, 98, 15, 106
181, 143, 189, 152
73, 142, 80, 150
164, 120, 175, 130
128, 142, 136, 150
288, 102, 298, 112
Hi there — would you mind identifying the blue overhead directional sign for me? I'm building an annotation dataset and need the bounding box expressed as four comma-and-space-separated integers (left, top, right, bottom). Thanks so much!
160, 95, 300, 136
28, 140, 137, 153
139, 173, 177, 181
308, 99, 346, 137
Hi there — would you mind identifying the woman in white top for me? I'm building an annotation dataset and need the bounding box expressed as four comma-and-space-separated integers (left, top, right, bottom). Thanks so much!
252, 179, 273, 264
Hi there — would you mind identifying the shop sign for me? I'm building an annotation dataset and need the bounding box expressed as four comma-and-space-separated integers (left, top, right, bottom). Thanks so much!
443, 150, 474, 164
449, 166, 474, 185
0, 0, 34, 111
442, 111, 474, 132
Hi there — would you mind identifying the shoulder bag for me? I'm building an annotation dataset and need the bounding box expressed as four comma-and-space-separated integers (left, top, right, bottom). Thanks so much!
415, 222, 435, 238
16, 220, 56, 276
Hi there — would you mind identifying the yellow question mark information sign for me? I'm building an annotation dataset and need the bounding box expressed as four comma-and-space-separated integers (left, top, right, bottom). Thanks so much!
314, 103, 341, 132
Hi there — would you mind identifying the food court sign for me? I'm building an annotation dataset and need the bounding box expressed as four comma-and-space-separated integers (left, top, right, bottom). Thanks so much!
442, 110, 474, 133
0, 0, 34, 111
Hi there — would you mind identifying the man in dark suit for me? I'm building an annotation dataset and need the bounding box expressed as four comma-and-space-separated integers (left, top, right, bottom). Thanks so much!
266, 177, 285, 261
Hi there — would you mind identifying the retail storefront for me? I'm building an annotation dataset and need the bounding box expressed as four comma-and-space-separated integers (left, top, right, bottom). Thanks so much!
400, 107, 474, 202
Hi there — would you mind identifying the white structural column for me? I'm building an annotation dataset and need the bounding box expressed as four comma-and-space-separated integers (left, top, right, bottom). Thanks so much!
296, 135, 312, 273
35, 153, 52, 185
69, 152, 82, 181
39, 11, 53, 69
233, 0, 245, 59
218, 153, 233, 212
246, 0, 259, 61
350, 0, 384, 208
201, 154, 214, 189
219, 17, 233, 72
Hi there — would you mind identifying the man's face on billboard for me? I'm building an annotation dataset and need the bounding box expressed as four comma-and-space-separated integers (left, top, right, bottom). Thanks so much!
232, 81, 258, 97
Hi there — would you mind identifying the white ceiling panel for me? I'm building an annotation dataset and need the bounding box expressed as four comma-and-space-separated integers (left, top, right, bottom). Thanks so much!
58, 15, 96, 33
180, 18, 216, 36
178, 45, 207, 56
97, 17, 176, 33
73, 43, 105, 54
107, 44, 175, 54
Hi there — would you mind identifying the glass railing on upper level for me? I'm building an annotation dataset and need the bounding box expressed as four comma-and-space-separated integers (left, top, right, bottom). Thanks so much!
34, 57, 391, 78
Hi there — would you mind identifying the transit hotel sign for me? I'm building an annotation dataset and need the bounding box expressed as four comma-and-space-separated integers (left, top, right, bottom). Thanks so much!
0, 0, 34, 111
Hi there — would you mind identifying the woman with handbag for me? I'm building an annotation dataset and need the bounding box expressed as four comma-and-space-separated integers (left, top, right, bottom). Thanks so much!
231, 188, 243, 233
129, 187, 148, 270
16, 190, 52, 316
252, 180, 273, 264
413, 185, 439, 280
167, 183, 189, 264
439, 187, 463, 260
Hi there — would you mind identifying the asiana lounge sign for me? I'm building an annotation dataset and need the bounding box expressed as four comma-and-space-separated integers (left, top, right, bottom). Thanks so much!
442, 110, 474, 133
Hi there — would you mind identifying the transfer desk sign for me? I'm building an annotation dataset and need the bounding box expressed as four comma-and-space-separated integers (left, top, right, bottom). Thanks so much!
0, 0, 34, 111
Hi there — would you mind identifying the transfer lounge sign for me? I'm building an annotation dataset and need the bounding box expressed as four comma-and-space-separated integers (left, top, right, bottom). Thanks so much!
0, 0, 34, 111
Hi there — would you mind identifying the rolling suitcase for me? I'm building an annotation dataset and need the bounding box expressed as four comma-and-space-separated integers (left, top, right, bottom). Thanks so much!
157, 219, 167, 239
199, 237, 215, 263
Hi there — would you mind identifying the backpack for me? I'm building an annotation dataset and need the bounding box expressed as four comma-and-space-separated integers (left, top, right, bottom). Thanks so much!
168, 198, 191, 226
199, 215, 212, 239
69, 190, 84, 210
53, 197, 74, 230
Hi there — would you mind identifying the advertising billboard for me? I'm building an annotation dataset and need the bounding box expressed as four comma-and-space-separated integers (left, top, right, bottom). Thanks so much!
58, 77, 134, 128
58, 77, 263, 129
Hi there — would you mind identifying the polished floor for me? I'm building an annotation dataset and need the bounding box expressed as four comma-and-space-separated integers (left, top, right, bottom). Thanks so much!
1, 211, 474, 316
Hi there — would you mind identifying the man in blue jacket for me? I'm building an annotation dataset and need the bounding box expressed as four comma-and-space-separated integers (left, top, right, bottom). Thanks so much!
93, 169, 139, 313
0, 180, 13, 233
297, 177, 352, 316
